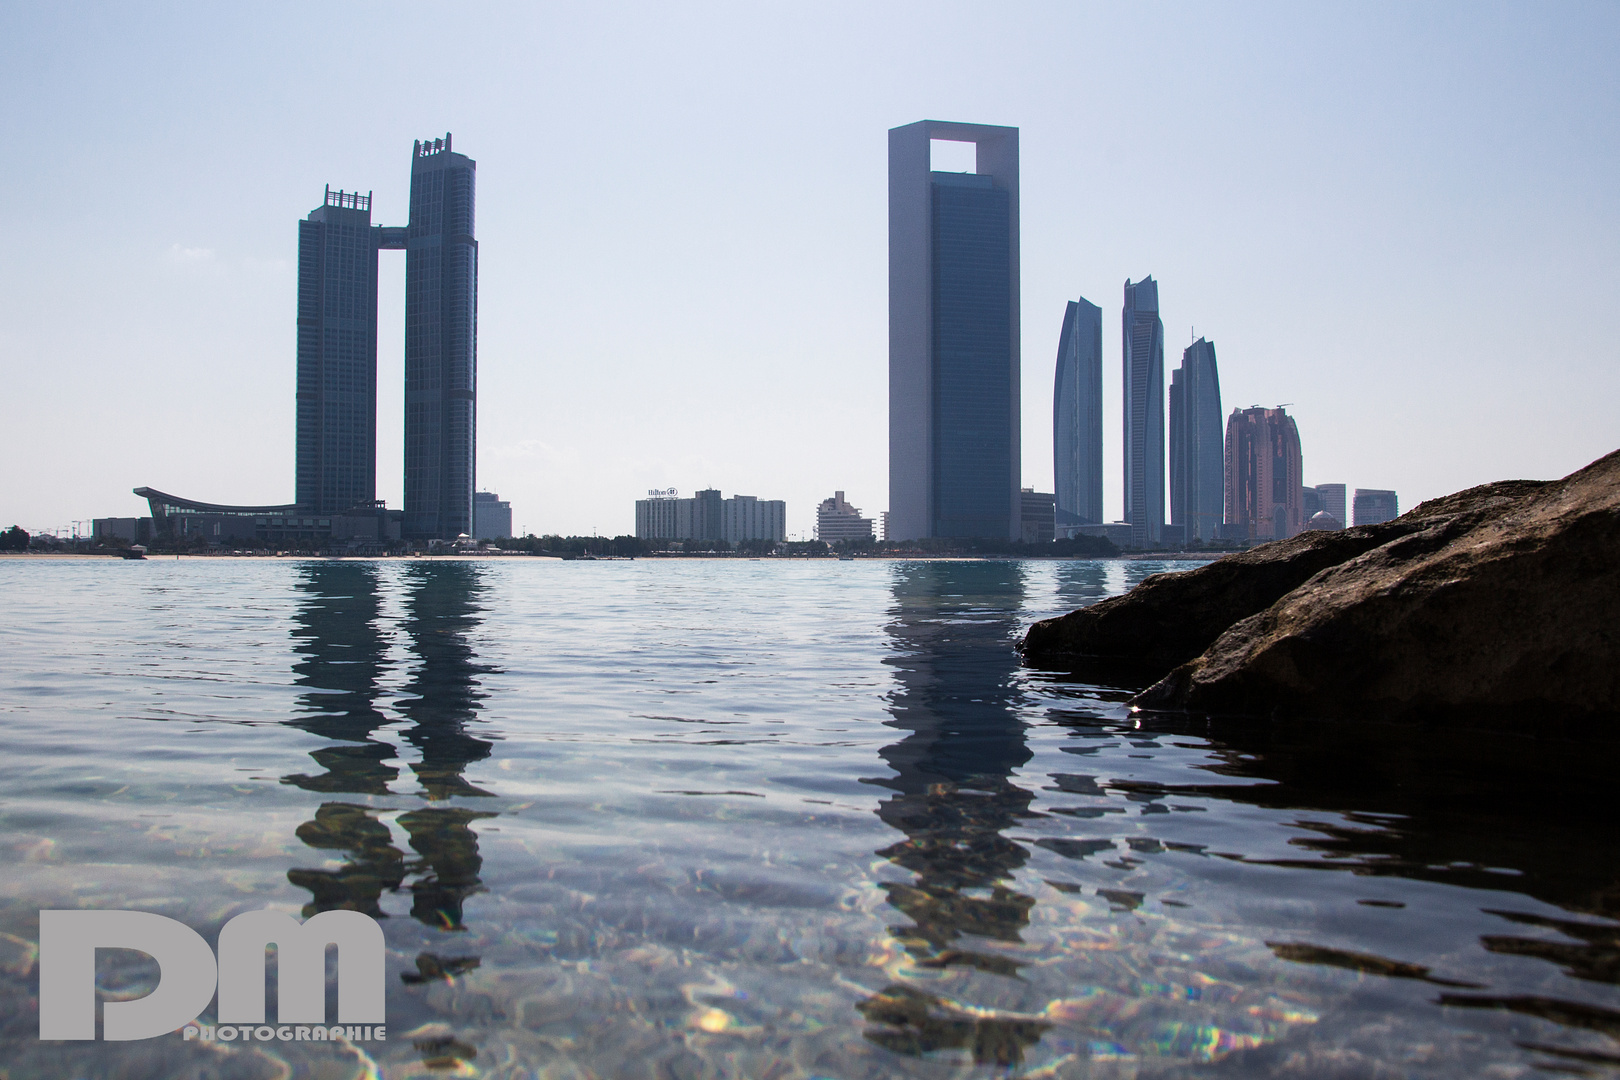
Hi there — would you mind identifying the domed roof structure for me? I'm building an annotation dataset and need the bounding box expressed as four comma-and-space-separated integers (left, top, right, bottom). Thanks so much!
1305, 511, 1344, 531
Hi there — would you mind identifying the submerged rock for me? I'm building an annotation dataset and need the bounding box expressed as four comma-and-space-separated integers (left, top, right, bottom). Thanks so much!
1022, 450, 1620, 724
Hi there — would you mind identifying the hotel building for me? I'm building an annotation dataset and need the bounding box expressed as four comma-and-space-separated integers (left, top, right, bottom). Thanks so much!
816, 492, 876, 543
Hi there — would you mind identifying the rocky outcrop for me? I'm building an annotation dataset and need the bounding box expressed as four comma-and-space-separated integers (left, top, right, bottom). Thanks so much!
1018, 479, 1547, 670
1021, 449, 1620, 724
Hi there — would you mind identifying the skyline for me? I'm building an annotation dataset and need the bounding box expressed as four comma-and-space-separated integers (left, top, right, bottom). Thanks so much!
3, 3, 1618, 539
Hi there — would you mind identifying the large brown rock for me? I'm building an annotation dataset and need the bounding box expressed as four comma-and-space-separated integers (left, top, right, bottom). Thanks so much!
1129, 450, 1620, 723
1017, 478, 1548, 672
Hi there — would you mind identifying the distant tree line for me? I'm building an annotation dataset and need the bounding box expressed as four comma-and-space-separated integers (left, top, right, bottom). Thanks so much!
494, 534, 648, 557
145, 533, 229, 554
489, 533, 1119, 558
833, 534, 1119, 558
1, 523, 1120, 559
491, 535, 801, 557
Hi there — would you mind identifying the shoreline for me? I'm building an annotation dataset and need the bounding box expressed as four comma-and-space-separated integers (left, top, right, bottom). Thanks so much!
0, 551, 1216, 563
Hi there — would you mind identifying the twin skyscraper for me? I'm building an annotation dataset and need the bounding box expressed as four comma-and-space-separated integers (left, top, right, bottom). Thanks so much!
295, 135, 478, 540
887, 119, 1225, 547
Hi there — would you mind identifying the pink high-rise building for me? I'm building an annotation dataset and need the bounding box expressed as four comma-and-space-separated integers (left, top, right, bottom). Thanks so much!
1224, 406, 1304, 542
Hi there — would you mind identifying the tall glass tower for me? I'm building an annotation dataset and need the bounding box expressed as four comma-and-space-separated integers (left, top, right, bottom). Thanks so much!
888, 120, 1020, 541
1122, 277, 1164, 547
1052, 298, 1103, 528
295, 188, 380, 515
404, 134, 478, 540
1169, 337, 1223, 543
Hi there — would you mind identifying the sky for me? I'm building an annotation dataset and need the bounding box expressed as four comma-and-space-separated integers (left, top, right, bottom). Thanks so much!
2, 1, 1617, 539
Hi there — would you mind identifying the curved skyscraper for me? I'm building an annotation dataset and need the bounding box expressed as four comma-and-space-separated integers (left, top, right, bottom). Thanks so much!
888, 120, 1021, 541
404, 135, 478, 540
1169, 337, 1223, 543
1122, 277, 1164, 547
1052, 298, 1103, 528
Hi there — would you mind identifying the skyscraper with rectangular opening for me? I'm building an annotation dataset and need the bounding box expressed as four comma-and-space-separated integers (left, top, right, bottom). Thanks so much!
1053, 298, 1103, 528
1170, 336, 1223, 543
1122, 277, 1165, 547
888, 120, 1020, 541
404, 134, 478, 540
295, 187, 379, 515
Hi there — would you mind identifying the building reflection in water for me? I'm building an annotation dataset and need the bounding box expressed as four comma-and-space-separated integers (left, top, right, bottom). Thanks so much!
283, 560, 497, 947
857, 561, 1050, 1066
393, 562, 498, 933
1050, 557, 1113, 614
282, 563, 405, 917
283, 562, 398, 796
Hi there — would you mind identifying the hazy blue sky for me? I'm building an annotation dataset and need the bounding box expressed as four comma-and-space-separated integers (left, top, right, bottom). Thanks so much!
3, 1, 1616, 538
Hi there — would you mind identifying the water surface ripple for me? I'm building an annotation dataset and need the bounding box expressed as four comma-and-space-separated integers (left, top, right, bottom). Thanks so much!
2, 558, 1618, 1078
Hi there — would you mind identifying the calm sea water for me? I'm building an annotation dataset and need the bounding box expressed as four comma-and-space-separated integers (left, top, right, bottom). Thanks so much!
2, 557, 1618, 1079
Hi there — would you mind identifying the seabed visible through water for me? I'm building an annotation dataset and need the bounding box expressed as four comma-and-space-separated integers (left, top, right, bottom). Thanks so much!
2, 557, 1618, 1078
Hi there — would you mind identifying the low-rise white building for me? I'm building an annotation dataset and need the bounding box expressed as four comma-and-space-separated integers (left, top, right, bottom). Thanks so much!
635, 488, 785, 543
815, 491, 874, 543
723, 495, 786, 544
